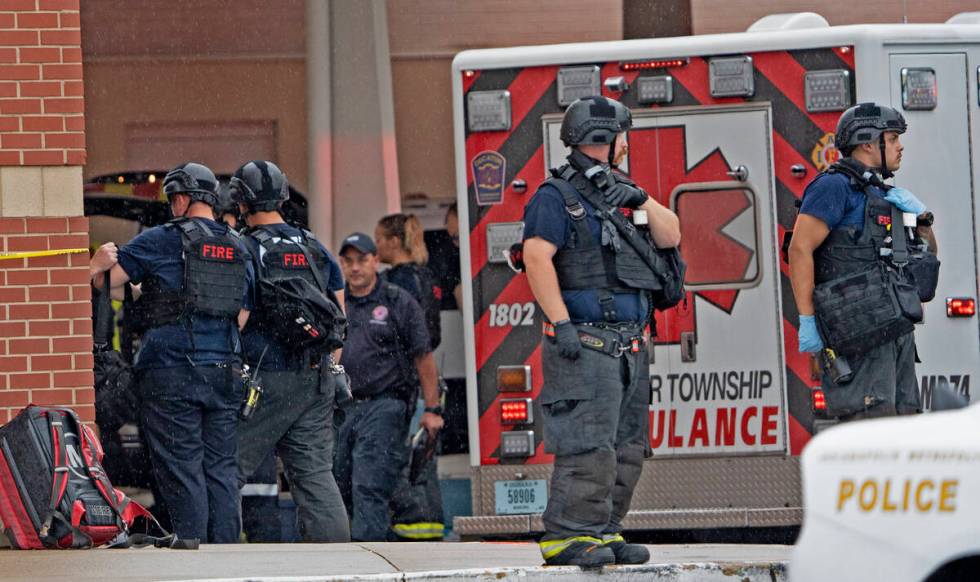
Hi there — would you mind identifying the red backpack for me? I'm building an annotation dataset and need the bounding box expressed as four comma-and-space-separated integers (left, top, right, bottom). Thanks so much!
0, 405, 180, 549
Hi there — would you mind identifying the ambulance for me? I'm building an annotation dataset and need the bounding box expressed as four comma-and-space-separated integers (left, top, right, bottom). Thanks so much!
450, 13, 980, 537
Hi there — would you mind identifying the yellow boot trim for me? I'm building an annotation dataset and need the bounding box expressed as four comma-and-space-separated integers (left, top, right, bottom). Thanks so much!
602, 533, 625, 544
539, 536, 603, 559
392, 522, 445, 540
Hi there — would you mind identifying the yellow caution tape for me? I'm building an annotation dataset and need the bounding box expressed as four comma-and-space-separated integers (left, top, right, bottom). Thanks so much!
0, 248, 89, 261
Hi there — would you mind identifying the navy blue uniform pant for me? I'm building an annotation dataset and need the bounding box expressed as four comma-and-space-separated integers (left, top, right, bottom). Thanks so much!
139, 364, 241, 543
333, 397, 409, 541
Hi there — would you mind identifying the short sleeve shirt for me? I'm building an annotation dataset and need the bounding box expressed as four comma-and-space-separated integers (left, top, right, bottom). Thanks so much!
340, 281, 430, 397
522, 182, 647, 324
117, 218, 256, 370
800, 172, 883, 233
239, 223, 345, 371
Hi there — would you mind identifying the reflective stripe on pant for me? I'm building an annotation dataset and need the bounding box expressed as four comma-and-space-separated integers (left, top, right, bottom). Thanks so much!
539, 325, 649, 540
237, 368, 350, 542
139, 364, 242, 543
333, 398, 409, 541
391, 521, 445, 540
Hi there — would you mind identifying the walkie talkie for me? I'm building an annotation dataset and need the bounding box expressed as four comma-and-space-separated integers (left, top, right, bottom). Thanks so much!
239, 346, 268, 421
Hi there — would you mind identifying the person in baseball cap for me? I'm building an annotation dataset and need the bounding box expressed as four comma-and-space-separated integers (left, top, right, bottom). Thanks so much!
340, 232, 377, 256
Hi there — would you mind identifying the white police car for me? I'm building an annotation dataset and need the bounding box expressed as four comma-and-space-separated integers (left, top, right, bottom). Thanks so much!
791, 402, 980, 581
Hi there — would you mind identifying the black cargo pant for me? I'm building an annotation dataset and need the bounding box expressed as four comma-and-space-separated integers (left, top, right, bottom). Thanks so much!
539, 324, 649, 540
823, 331, 920, 420
333, 397, 409, 541
237, 367, 350, 542
139, 363, 241, 543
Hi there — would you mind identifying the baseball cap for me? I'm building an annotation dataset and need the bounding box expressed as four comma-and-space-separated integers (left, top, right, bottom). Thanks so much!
340, 232, 377, 255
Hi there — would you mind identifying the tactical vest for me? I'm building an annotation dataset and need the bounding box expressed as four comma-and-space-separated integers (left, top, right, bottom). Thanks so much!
131, 218, 247, 330
808, 161, 920, 356
250, 226, 329, 291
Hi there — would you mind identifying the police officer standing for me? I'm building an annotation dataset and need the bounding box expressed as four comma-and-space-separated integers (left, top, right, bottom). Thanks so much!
333, 233, 443, 541
522, 96, 680, 567
789, 103, 935, 420
90, 162, 254, 543
230, 160, 351, 542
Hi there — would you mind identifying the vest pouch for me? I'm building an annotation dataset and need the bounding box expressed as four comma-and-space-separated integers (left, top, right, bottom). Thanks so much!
813, 265, 913, 358
648, 247, 686, 311
613, 243, 664, 292
891, 272, 924, 323
905, 251, 940, 302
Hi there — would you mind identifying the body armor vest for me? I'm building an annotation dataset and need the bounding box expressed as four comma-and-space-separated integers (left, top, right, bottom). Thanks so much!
250, 227, 328, 291
808, 161, 920, 356
131, 218, 247, 330
549, 165, 665, 295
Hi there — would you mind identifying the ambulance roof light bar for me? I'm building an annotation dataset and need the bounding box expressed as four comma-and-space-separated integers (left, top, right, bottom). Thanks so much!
709, 56, 754, 98
619, 58, 688, 71
901, 68, 938, 111
557, 65, 601, 107
804, 70, 851, 112
466, 90, 512, 132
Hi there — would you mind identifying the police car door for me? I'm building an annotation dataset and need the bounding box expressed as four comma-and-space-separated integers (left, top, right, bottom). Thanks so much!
546, 104, 788, 457
889, 53, 979, 408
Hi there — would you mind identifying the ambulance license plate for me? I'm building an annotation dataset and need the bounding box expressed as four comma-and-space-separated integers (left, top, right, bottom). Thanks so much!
494, 479, 547, 515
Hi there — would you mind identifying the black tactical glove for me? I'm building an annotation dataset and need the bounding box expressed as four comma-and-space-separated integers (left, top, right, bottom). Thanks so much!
603, 182, 648, 209
553, 320, 581, 360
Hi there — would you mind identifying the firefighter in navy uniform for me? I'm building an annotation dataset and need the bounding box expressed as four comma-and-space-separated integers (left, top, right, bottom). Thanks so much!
789, 103, 936, 421
231, 160, 351, 542
522, 96, 681, 567
333, 233, 443, 542
90, 162, 254, 543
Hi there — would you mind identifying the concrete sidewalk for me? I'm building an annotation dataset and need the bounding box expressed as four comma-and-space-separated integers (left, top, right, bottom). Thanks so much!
0, 542, 790, 581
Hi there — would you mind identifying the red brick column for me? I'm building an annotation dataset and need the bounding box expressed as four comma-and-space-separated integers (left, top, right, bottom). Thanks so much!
0, 0, 91, 424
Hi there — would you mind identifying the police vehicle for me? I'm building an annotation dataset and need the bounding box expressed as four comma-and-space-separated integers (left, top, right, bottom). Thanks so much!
791, 402, 980, 581
451, 13, 980, 536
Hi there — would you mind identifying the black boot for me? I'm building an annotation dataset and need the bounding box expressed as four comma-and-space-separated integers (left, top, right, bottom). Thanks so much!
541, 537, 616, 568
603, 533, 650, 564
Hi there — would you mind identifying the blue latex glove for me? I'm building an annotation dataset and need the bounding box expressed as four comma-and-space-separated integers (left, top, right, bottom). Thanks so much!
798, 315, 824, 353
884, 187, 926, 215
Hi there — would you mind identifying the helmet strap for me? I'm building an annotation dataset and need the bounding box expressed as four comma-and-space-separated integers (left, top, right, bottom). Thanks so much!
878, 134, 892, 180
607, 142, 616, 166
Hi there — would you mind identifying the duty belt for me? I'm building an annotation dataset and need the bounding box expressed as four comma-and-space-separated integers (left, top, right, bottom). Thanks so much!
542, 321, 645, 357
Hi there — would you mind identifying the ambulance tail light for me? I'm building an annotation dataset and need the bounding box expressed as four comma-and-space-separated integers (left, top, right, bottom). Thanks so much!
500, 431, 535, 458
946, 297, 976, 318
497, 365, 532, 392
500, 398, 533, 425
812, 388, 827, 412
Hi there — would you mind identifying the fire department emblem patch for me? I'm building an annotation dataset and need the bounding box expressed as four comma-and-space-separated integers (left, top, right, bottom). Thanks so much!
372, 305, 389, 322
472, 150, 506, 206
811, 132, 840, 172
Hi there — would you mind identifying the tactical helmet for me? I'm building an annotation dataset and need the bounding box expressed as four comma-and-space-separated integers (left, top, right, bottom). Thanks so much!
835, 102, 907, 155
229, 160, 290, 213
560, 96, 632, 147
163, 162, 220, 207
214, 182, 239, 222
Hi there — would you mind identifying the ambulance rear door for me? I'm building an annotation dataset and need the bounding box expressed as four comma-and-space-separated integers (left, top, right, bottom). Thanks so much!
888, 52, 980, 407
544, 103, 789, 457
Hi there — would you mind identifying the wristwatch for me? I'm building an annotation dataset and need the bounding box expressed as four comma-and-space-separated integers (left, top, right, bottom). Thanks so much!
424, 406, 444, 416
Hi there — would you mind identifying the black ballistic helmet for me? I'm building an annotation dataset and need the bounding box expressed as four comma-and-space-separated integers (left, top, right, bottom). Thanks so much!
560, 96, 632, 147
163, 162, 220, 207
835, 102, 907, 156
229, 160, 290, 213
214, 182, 239, 222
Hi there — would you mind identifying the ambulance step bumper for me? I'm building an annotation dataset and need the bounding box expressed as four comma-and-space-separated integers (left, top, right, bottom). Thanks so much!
454, 507, 803, 537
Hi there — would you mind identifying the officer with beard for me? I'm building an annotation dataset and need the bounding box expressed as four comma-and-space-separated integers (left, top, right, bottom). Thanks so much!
522, 96, 680, 567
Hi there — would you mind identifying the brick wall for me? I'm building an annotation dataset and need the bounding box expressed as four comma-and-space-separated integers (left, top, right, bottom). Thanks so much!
0, 0, 90, 424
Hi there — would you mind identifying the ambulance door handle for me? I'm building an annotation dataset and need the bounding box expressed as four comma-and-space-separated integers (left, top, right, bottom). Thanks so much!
726, 165, 749, 182
680, 331, 696, 362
